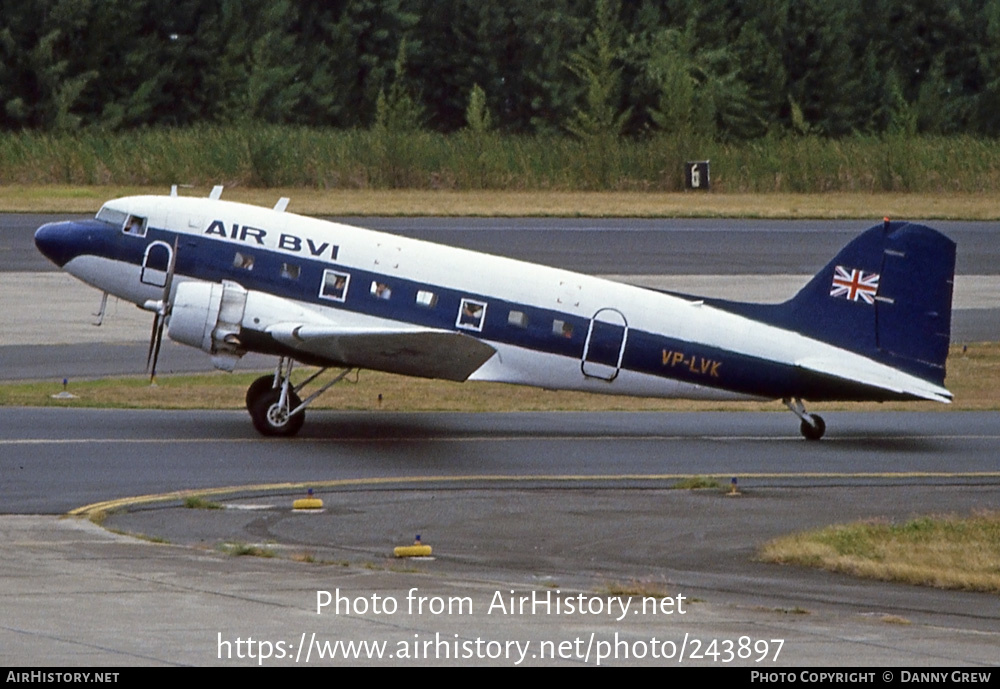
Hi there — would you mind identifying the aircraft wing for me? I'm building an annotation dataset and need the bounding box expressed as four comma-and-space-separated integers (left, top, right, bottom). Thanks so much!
265, 324, 497, 381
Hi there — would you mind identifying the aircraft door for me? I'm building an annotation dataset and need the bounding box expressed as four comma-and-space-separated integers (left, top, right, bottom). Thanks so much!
140, 241, 173, 287
582, 308, 628, 381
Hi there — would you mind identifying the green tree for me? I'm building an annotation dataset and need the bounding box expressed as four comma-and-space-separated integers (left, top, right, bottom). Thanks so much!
728, 0, 788, 137
638, 17, 757, 140
971, 0, 1000, 135
510, 0, 587, 133
0, 0, 98, 130
642, 26, 696, 136
465, 83, 493, 133
242, 1, 304, 122
373, 38, 425, 133
782, 0, 862, 136
293, 0, 418, 127
564, 0, 631, 139
405, 2, 501, 131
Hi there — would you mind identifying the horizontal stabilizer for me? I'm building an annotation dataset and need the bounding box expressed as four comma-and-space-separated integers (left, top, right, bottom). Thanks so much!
266, 324, 497, 381
794, 356, 953, 404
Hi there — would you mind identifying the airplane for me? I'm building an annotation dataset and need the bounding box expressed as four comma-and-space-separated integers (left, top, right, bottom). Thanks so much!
33, 186, 955, 440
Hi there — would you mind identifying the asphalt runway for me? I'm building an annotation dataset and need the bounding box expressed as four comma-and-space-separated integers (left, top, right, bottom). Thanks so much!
5, 408, 1000, 514
2, 213, 999, 666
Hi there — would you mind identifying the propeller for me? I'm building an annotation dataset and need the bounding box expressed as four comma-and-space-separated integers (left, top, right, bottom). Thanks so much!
145, 237, 179, 384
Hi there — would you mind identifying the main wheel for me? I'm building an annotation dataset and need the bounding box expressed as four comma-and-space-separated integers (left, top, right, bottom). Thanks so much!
245, 374, 277, 411
799, 413, 826, 441
250, 388, 305, 437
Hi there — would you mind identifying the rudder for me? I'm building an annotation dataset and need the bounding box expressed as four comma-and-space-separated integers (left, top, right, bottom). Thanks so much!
873, 222, 955, 384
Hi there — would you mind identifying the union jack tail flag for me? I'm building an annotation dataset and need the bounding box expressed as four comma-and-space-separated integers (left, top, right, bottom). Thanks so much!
830, 265, 880, 304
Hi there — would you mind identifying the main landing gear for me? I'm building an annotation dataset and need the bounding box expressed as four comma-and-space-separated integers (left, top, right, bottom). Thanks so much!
245, 358, 354, 437
783, 398, 826, 441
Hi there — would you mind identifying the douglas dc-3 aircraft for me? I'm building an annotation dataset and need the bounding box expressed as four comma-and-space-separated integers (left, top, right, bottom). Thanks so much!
34, 187, 955, 439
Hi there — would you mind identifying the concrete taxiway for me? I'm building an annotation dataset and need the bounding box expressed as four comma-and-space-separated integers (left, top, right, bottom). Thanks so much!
3, 481, 999, 667
3, 408, 1000, 665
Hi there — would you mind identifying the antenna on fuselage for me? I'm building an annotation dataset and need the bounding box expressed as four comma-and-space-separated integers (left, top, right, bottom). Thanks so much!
209, 185, 224, 200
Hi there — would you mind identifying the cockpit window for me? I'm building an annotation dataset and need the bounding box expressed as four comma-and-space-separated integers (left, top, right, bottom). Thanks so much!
97, 204, 146, 235
123, 215, 147, 236
96, 205, 128, 229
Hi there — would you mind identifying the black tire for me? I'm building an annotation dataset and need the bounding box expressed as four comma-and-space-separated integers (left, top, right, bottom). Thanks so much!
800, 414, 826, 441
245, 374, 277, 411
250, 388, 305, 437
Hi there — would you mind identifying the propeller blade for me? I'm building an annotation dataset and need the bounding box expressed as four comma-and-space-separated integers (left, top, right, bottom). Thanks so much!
146, 312, 160, 371
149, 314, 166, 382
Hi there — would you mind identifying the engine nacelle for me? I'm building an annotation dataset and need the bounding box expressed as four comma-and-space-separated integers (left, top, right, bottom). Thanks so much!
168, 281, 248, 370
168, 280, 333, 371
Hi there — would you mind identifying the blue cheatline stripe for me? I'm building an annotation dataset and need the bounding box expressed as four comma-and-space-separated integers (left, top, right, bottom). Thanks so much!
63, 220, 912, 402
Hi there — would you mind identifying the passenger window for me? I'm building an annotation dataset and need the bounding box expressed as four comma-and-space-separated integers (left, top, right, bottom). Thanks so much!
457, 298, 487, 331
281, 263, 300, 280
370, 281, 392, 300
320, 270, 349, 301
234, 252, 254, 270
416, 290, 438, 308
553, 319, 574, 339
508, 310, 528, 328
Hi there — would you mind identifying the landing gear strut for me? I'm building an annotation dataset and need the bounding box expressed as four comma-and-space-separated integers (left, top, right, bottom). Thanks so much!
783, 398, 826, 441
245, 358, 354, 437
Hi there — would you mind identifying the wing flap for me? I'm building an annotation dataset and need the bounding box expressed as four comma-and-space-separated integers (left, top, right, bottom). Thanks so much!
266, 324, 497, 382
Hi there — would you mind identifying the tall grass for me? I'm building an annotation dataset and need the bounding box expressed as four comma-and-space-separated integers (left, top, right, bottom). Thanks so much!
2, 126, 1000, 192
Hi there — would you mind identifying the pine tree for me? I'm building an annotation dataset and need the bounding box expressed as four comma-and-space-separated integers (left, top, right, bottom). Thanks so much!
564, 0, 631, 139
465, 83, 493, 133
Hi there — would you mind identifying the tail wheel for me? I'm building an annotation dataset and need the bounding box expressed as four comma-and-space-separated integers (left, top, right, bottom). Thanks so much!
245, 374, 278, 411
800, 414, 826, 441
250, 388, 305, 437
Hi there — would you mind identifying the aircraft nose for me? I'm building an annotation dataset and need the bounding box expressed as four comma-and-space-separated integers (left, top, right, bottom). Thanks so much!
34, 221, 81, 267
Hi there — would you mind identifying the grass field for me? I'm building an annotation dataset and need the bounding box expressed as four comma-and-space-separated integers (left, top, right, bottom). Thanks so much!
760, 511, 1000, 593
4, 128, 1000, 197
5, 185, 1000, 220
1, 343, 995, 412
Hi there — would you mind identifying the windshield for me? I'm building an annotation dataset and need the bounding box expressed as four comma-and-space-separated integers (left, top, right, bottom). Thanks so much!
95, 204, 128, 228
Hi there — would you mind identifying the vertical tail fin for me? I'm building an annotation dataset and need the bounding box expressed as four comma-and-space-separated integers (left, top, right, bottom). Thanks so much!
774, 221, 955, 385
